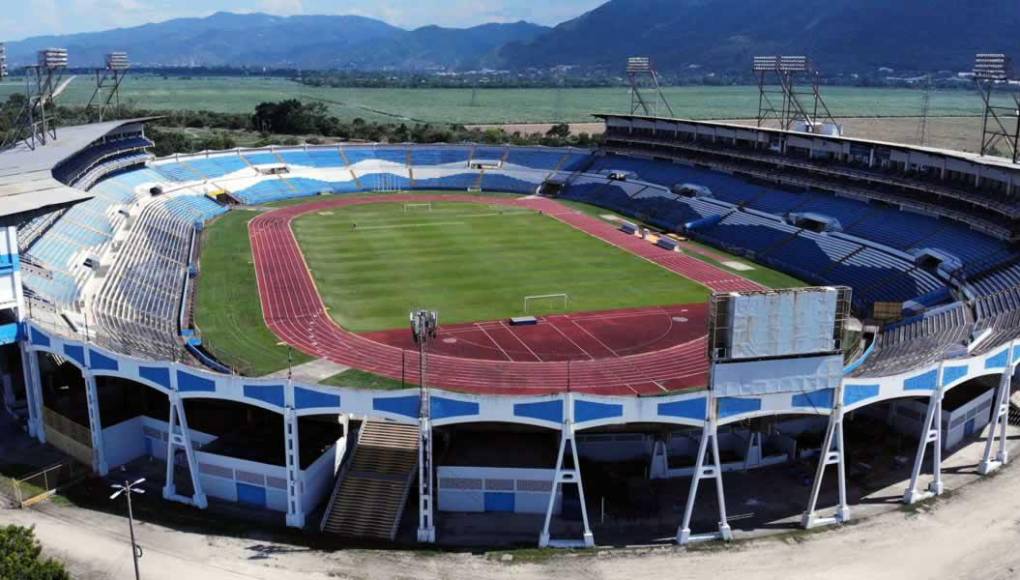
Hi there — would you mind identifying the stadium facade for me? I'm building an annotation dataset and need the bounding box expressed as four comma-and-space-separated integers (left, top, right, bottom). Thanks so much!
0, 114, 1018, 547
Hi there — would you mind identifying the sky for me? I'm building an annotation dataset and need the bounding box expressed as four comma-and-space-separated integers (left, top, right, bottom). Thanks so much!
2, 0, 606, 41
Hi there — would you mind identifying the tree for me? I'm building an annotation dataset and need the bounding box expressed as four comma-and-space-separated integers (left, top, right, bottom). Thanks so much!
546, 123, 571, 139
0, 525, 70, 580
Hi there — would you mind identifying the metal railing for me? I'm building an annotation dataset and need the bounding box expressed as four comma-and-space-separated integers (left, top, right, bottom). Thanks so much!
0, 460, 87, 508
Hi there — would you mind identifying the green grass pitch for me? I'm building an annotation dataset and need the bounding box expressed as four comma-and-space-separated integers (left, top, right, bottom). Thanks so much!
291, 200, 711, 333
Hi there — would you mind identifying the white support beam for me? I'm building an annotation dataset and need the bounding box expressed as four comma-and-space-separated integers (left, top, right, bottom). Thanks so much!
649, 438, 669, 479
802, 381, 849, 528
980, 342, 1016, 475
677, 395, 731, 545
904, 362, 946, 504
19, 343, 45, 443
284, 408, 304, 528
83, 372, 108, 476
163, 389, 207, 509
540, 395, 594, 548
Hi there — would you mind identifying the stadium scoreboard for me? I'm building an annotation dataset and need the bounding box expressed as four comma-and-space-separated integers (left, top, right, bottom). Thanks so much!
708, 287, 852, 397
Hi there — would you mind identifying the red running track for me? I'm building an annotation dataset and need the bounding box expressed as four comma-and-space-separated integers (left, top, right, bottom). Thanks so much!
248, 194, 764, 395
364, 304, 709, 362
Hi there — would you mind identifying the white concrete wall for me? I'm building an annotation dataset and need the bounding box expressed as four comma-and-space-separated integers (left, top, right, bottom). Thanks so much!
102, 415, 146, 469
437, 465, 560, 515
300, 441, 341, 514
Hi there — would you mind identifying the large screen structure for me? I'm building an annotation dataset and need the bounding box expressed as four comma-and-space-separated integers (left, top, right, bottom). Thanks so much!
708, 287, 852, 398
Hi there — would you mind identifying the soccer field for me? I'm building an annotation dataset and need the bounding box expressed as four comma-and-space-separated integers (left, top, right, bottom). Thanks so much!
291, 201, 710, 333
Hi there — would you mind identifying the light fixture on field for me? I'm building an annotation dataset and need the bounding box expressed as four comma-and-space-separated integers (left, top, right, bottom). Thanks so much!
625, 56, 674, 117
752, 54, 840, 136
973, 52, 1020, 163
974, 53, 1011, 82
86, 50, 130, 122
1, 47, 71, 151
0, 43, 7, 81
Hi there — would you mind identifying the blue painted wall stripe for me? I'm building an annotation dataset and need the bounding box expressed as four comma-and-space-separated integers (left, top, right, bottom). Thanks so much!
373, 395, 420, 419
176, 370, 216, 393
432, 397, 480, 421
88, 349, 120, 372
904, 369, 938, 391
844, 384, 880, 406
574, 400, 623, 423
294, 387, 340, 410
30, 327, 50, 347
986, 349, 1010, 370
657, 398, 707, 421
942, 365, 968, 386
792, 388, 834, 409
718, 397, 762, 418
139, 367, 171, 390
63, 344, 85, 367
513, 400, 563, 424
243, 384, 285, 408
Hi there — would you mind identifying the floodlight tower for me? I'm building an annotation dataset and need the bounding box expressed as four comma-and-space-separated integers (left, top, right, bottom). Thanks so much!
973, 53, 1020, 163
2, 48, 72, 151
86, 51, 130, 122
0, 43, 7, 81
753, 55, 839, 135
626, 57, 674, 117
410, 309, 438, 543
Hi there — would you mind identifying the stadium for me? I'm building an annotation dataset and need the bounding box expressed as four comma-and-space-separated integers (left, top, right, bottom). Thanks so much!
1, 57, 1020, 550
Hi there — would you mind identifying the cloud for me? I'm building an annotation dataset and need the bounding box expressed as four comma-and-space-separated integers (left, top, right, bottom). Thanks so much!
258, 0, 304, 16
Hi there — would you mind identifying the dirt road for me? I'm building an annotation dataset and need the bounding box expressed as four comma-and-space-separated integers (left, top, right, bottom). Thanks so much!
5, 454, 1020, 580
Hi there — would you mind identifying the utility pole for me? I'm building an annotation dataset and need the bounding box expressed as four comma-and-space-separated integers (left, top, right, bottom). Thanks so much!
110, 477, 146, 580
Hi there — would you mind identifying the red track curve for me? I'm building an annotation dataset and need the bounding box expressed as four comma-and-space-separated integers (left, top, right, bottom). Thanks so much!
248, 194, 764, 395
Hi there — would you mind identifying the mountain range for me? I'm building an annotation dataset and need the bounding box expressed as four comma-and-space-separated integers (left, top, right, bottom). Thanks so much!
501, 0, 1020, 74
3, 12, 548, 70
5, 1, 1020, 74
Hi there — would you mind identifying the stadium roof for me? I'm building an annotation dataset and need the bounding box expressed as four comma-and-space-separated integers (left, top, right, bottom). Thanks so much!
595, 113, 1020, 172
0, 118, 157, 219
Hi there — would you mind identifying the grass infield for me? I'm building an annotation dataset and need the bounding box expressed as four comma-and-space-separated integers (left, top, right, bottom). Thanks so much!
291, 200, 710, 333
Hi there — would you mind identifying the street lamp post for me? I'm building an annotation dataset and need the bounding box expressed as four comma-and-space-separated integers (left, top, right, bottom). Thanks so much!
110, 477, 146, 580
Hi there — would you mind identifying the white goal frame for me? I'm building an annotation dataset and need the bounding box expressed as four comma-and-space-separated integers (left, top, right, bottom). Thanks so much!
403, 202, 433, 213
524, 293, 569, 314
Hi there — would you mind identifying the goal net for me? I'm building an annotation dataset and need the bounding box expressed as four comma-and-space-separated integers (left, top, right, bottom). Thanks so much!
523, 293, 569, 314
403, 202, 433, 213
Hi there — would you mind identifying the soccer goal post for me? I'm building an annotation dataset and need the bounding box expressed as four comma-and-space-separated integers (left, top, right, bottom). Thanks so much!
403, 202, 433, 212
523, 293, 569, 314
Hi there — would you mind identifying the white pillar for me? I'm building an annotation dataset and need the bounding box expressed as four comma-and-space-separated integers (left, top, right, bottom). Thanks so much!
19, 343, 45, 443
83, 372, 108, 476
802, 380, 850, 528
540, 395, 594, 548
284, 408, 304, 528
677, 395, 731, 545
980, 342, 1016, 475
649, 438, 669, 479
904, 363, 946, 504
163, 389, 207, 509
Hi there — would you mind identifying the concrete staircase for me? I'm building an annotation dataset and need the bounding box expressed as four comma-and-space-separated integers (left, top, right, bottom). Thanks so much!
320, 420, 419, 541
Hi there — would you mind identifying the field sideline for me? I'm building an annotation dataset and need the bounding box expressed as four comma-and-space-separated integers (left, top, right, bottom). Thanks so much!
193, 192, 802, 379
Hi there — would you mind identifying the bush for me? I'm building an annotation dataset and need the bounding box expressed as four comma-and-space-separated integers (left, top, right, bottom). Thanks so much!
0, 525, 70, 580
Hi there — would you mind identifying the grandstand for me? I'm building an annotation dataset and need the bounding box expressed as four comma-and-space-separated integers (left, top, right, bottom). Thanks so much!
0, 113, 1018, 550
